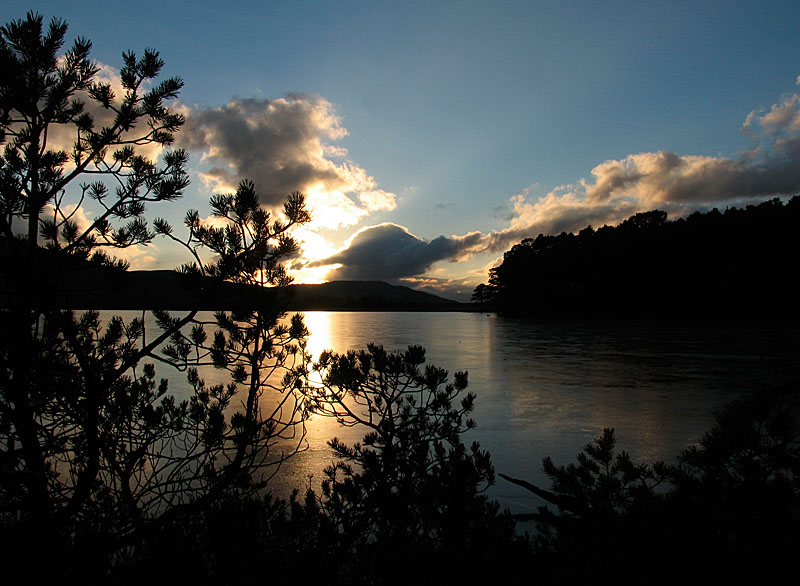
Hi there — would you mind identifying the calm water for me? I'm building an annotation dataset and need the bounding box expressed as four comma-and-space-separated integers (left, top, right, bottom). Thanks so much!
112, 310, 800, 515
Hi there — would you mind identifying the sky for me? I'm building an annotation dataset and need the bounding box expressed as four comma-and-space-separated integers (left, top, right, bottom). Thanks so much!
9, 1, 800, 299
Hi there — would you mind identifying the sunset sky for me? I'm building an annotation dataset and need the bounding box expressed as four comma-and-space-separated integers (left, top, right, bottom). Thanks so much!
11, 1, 800, 299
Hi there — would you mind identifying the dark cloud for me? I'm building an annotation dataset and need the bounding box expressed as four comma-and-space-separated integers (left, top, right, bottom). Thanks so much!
178, 95, 395, 213
309, 223, 484, 281
306, 204, 644, 282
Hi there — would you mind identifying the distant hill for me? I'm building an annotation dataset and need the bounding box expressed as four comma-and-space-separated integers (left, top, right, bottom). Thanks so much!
288, 280, 462, 310
1, 262, 465, 311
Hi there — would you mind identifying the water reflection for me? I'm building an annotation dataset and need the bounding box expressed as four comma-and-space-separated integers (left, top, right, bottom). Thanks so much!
295, 312, 798, 514
102, 310, 799, 512
287, 311, 363, 494
301, 311, 332, 362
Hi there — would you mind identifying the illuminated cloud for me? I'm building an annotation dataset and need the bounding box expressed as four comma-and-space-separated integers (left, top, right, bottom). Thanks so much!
582, 149, 800, 206
312, 78, 800, 287
178, 95, 396, 227
583, 82, 800, 207
476, 82, 800, 251
420, 75, 800, 265
110, 242, 161, 269
473, 187, 642, 254
398, 275, 479, 300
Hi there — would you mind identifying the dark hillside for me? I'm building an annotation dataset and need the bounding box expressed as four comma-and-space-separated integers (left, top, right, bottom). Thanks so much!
475, 197, 800, 316
288, 280, 461, 310
0, 256, 462, 311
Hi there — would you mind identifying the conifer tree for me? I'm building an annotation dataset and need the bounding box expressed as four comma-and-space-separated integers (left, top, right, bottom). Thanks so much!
0, 13, 313, 574
303, 345, 519, 581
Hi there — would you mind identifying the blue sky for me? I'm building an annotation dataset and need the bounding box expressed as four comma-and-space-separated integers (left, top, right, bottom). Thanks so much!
10, 1, 800, 299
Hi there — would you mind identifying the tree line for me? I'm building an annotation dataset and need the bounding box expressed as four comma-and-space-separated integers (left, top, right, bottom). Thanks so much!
474, 198, 800, 316
2, 12, 798, 583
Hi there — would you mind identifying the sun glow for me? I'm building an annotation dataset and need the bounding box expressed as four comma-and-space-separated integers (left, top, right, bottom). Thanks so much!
304, 185, 368, 231
294, 226, 336, 261
289, 225, 341, 284
290, 262, 340, 284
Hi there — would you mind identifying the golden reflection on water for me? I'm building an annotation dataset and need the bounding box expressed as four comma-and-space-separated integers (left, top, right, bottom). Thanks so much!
293, 312, 364, 486
301, 311, 333, 362
97, 311, 794, 505
99, 310, 361, 498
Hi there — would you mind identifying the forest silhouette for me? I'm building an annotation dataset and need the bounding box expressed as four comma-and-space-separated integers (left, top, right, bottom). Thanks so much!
474, 197, 800, 316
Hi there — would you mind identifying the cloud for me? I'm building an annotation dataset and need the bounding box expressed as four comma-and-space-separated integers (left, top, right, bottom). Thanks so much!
584, 87, 800, 207
424, 77, 800, 265
304, 193, 642, 283
308, 223, 484, 281
480, 187, 641, 252
302, 77, 800, 287
582, 149, 800, 206
301, 222, 485, 299
178, 95, 396, 227
474, 85, 800, 251
110, 242, 161, 269
397, 276, 477, 302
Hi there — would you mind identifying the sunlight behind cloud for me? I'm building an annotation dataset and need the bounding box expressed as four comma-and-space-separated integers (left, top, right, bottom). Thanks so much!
178, 95, 397, 217
290, 263, 341, 284
289, 226, 341, 284
304, 186, 370, 230
293, 226, 338, 262
311, 73, 800, 290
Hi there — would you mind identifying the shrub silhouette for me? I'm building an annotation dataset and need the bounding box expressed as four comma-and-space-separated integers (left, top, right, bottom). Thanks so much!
302, 344, 525, 584
501, 368, 800, 584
